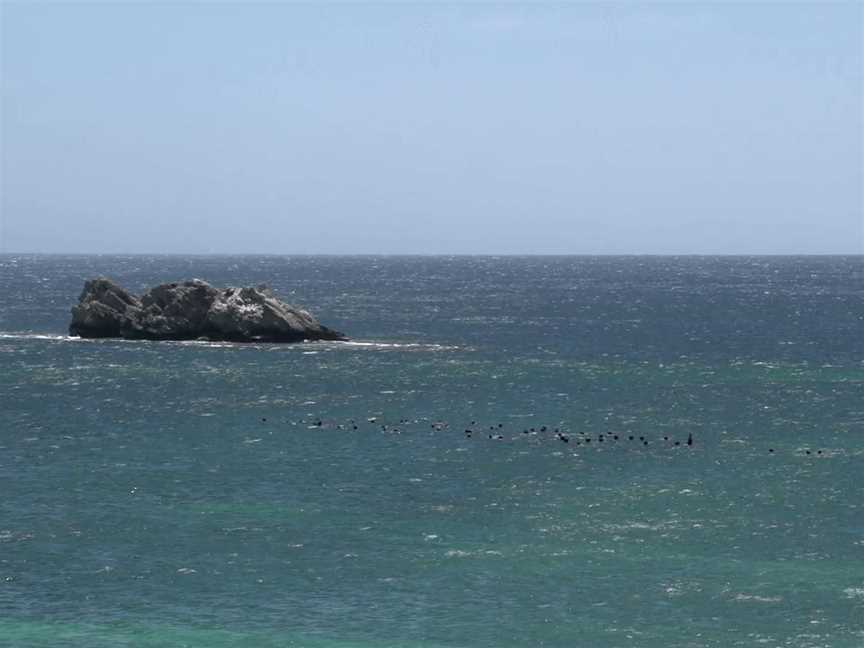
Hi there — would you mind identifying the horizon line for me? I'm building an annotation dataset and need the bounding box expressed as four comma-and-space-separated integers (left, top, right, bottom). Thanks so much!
1, 252, 862, 258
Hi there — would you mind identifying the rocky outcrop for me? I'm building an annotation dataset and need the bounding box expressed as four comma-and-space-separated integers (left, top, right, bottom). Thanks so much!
69, 278, 347, 342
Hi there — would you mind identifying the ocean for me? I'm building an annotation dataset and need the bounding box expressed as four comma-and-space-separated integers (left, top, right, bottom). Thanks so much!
0, 255, 861, 647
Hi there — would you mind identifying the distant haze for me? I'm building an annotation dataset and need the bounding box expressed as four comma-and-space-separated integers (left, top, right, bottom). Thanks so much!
1, 3, 862, 254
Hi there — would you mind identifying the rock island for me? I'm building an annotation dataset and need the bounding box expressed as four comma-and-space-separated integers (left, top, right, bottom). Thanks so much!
69, 277, 347, 343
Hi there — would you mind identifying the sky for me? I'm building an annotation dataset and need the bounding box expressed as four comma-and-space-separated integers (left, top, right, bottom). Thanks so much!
1, 2, 862, 255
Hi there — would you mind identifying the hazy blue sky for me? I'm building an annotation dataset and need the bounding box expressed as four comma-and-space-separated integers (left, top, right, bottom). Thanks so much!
1, 2, 861, 254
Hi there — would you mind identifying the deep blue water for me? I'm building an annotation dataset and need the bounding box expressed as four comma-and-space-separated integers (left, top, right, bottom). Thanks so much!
0, 255, 862, 647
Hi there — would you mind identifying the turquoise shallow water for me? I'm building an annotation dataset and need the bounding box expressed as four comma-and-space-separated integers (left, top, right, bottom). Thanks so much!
0, 255, 862, 647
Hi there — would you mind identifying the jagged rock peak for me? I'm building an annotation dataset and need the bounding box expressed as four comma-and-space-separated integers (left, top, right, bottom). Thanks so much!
69, 277, 347, 343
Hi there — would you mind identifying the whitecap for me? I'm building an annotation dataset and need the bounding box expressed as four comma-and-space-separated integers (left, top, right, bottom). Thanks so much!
843, 587, 864, 599
330, 340, 461, 351
0, 332, 80, 341
733, 594, 782, 603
